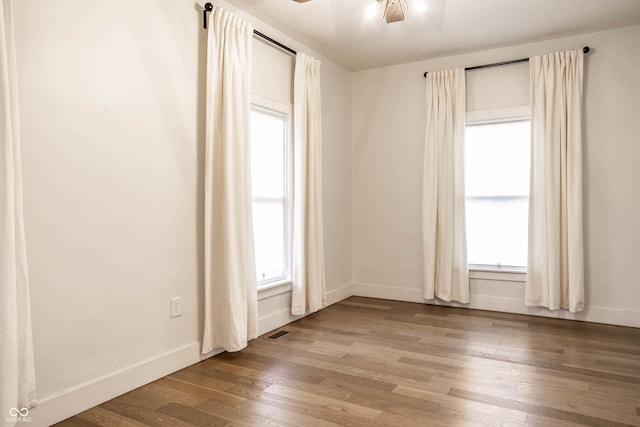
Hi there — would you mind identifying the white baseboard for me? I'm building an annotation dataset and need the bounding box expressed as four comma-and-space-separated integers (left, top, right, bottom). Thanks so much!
258, 282, 353, 336
25, 281, 638, 426
353, 283, 424, 303
352, 282, 640, 328
327, 282, 354, 306
29, 283, 354, 426
28, 342, 213, 427
258, 308, 305, 336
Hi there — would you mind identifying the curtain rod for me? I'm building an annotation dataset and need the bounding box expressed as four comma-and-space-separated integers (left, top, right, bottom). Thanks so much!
203, 3, 297, 56
423, 46, 590, 78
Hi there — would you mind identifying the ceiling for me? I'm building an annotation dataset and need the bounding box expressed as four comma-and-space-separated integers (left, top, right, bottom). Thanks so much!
225, 0, 640, 70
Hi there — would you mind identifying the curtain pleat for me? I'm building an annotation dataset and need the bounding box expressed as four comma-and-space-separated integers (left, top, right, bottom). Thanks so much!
202, 6, 257, 354
1, 0, 38, 422
291, 53, 326, 315
423, 69, 469, 303
527, 50, 585, 312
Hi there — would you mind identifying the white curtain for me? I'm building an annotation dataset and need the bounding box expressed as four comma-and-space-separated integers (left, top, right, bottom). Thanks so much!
1, 0, 38, 423
527, 50, 585, 312
202, 6, 257, 354
423, 69, 469, 303
291, 53, 326, 315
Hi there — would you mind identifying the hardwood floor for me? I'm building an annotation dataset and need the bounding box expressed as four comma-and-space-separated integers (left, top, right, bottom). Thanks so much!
57, 297, 640, 426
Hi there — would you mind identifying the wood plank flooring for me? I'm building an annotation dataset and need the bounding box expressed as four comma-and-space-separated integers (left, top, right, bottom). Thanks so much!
56, 297, 640, 426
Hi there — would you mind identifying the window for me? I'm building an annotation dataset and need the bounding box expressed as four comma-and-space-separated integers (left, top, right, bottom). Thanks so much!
465, 119, 530, 269
250, 101, 292, 287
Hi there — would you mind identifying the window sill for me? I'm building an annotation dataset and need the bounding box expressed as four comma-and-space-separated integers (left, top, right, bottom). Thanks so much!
469, 266, 526, 283
258, 280, 293, 301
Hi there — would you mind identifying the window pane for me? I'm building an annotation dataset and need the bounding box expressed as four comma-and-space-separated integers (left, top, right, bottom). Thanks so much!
250, 106, 290, 285
465, 121, 530, 197
252, 200, 284, 282
465, 120, 530, 268
250, 110, 285, 199
466, 197, 528, 266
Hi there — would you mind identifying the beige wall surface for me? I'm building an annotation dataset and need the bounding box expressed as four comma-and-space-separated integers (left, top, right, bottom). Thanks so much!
352, 24, 640, 324
10, 0, 639, 423
13, 0, 352, 412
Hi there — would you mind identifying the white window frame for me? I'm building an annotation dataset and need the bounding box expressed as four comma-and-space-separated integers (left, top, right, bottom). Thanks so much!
250, 94, 294, 292
465, 105, 530, 282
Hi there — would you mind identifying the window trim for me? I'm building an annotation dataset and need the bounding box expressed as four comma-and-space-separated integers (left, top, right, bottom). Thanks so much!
469, 267, 526, 283
250, 94, 294, 289
466, 105, 529, 124
258, 280, 293, 301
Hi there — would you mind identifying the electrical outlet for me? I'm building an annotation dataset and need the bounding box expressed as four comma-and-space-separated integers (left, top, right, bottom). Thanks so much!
170, 297, 181, 318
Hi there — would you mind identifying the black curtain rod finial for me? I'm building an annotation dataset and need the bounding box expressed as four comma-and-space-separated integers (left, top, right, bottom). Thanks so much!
203, 2, 213, 29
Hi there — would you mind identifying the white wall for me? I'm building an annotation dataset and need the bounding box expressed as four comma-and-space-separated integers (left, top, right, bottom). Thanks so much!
352, 24, 640, 327
13, 0, 638, 422
13, 1, 352, 425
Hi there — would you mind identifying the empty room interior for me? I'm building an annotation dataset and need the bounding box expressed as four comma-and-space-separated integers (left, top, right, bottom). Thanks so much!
2, 0, 640, 426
